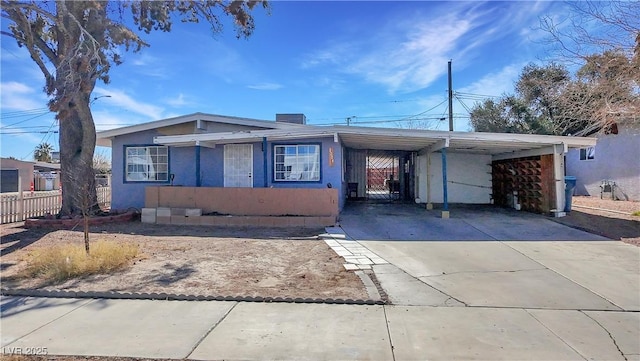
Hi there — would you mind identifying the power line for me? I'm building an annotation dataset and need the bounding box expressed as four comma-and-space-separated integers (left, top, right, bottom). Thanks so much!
22, 120, 58, 160
1, 130, 60, 134
1, 107, 50, 118
454, 94, 474, 114
396, 98, 449, 123
454, 91, 499, 99
0, 110, 52, 128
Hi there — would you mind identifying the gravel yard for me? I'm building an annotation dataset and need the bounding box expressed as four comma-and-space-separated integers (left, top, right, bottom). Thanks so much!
554, 196, 640, 246
1, 222, 368, 300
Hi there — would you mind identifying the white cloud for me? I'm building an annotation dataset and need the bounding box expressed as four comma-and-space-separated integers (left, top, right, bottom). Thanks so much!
0, 81, 47, 111
93, 87, 164, 119
166, 93, 190, 107
127, 53, 167, 78
247, 83, 283, 91
300, 2, 557, 95
300, 3, 497, 94
459, 63, 525, 98
92, 111, 138, 131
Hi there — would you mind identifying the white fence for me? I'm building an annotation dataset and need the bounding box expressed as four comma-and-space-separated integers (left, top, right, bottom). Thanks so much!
0, 187, 111, 224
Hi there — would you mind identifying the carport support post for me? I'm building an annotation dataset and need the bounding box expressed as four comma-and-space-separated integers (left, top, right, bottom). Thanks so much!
552, 143, 566, 217
441, 148, 450, 219
426, 153, 433, 210
263, 137, 268, 187
195, 142, 201, 187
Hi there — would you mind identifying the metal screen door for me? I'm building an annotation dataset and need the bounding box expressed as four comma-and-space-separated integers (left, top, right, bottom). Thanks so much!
366, 151, 399, 200
224, 144, 253, 187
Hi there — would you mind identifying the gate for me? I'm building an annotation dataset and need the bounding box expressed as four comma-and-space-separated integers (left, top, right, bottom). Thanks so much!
345, 149, 416, 202
366, 151, 399, 201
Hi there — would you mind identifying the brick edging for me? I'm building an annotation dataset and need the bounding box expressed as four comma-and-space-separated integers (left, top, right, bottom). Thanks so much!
0, 288, 385, 305
24, 211, 138, 229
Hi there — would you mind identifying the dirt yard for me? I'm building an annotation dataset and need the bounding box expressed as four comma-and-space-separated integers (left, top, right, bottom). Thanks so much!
553, 196, 640, 246
0, 222, 368, 300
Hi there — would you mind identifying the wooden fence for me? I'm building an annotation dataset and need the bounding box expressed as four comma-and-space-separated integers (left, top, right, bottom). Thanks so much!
0, 187, 111, 224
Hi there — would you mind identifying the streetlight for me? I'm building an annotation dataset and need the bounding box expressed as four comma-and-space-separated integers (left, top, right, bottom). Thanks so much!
90, 95, 111, 105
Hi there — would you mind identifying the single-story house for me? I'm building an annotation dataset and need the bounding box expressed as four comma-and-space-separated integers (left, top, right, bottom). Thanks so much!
566, 122, 639, 201
0, 158, 61, 193
96, 112, 596, 225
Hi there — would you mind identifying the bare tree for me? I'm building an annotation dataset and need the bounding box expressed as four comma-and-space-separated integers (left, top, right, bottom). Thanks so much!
539, 1, 639, 134
93, 150, 111, 175
2, 1, 269, 217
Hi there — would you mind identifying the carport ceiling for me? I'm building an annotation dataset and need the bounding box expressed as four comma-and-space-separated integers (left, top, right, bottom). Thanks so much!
340, 133, 552, 154
338, 133, 439, 151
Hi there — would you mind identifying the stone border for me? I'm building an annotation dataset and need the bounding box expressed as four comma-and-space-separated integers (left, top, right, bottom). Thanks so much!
24, 211, 138, 229
0, 288, 384, 305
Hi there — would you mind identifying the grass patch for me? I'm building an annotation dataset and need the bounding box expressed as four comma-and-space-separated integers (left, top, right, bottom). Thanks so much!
632, 211, 640, 217
22, 240, 139, 283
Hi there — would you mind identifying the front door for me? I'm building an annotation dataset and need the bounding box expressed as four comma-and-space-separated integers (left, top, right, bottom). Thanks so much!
224, 144, 253, 187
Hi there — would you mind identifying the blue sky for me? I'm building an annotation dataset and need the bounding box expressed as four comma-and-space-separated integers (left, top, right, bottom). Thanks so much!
1, 1, 569, 160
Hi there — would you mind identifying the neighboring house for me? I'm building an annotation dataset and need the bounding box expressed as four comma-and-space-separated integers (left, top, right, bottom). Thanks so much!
0, 158, 61, 193
566, 122, 640, 201
96, 112, 596, 220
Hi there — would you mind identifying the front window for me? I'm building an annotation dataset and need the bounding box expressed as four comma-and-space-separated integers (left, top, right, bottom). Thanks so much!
125, 146, 169, 182
274, 144, 320, 181
579, 147, 595, 161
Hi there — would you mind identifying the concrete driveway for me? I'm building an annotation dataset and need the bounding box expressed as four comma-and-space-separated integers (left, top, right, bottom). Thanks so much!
339, 203, 609, 241
333, 203, 640, 360
339, 203, 639, 310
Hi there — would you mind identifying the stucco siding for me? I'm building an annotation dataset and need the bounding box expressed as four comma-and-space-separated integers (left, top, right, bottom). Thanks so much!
111, 132, 345, 210
416, 152, 492, 204
0, 158, 34, 191
566, 126, 640, 201
266, 137, 344, 209
199, 146, 224, 187
111, 130, 169, 210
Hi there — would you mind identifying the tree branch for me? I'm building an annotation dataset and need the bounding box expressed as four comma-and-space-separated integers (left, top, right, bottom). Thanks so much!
4, 8, 56, 87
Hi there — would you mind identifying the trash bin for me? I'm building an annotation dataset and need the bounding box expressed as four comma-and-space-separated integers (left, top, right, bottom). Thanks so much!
564, 176, 577, 212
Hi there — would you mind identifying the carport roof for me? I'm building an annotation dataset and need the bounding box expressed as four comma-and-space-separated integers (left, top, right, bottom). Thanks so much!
151, 124, 597, 155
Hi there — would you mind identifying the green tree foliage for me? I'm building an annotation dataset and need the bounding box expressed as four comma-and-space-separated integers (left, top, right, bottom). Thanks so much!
470, 63, 567, 135
34, 142, 54, 162
539, 0, 639, 134
471, 54, 638, 136
1, 1, 268, 216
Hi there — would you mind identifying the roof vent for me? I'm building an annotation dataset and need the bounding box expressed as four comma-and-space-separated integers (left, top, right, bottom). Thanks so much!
276, 113, 306, 125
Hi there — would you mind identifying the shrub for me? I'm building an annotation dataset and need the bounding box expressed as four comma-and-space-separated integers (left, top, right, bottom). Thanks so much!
632, 211, 640, 217
23, 240, 139, 283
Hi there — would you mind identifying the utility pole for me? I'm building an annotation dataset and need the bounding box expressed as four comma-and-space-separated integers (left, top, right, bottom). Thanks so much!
448, 60, 454, 131
346, 116, 355, 126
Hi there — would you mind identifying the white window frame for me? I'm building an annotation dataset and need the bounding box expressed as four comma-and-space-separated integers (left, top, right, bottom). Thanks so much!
125, 146, 169, 182
579, 146, 595, 161
274, 144, 320, 182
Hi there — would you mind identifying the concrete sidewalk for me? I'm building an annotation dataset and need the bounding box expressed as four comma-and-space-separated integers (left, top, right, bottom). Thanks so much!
2, 296, 638, 360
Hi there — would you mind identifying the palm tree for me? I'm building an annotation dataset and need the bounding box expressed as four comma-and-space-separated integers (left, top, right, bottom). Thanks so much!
34, 142, 53, 162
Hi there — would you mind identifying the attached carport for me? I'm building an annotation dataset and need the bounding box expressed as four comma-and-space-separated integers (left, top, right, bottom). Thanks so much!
335, 126, 597, 217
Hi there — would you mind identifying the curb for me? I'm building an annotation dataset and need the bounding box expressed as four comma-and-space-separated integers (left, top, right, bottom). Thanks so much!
0, 288, 385, 305
24, 211, 139, 229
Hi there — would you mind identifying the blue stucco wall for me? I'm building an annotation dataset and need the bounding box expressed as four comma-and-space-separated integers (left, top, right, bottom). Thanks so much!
111, 130, 168, 210
265, 137, 345, 209
111, 132, 345, 210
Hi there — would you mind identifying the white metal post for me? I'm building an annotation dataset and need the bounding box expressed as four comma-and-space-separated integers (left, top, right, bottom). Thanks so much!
553, 143, 566, 217
17, 175, 24, 222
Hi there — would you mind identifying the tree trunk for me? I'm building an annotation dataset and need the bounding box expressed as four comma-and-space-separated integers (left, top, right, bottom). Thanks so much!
58, 92, 99, 217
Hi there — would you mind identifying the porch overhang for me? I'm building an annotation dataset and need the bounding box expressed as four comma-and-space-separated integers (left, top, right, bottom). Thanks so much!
152, 124, 597, 156
153, 128, 339, 147
332, 126, 597, 155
